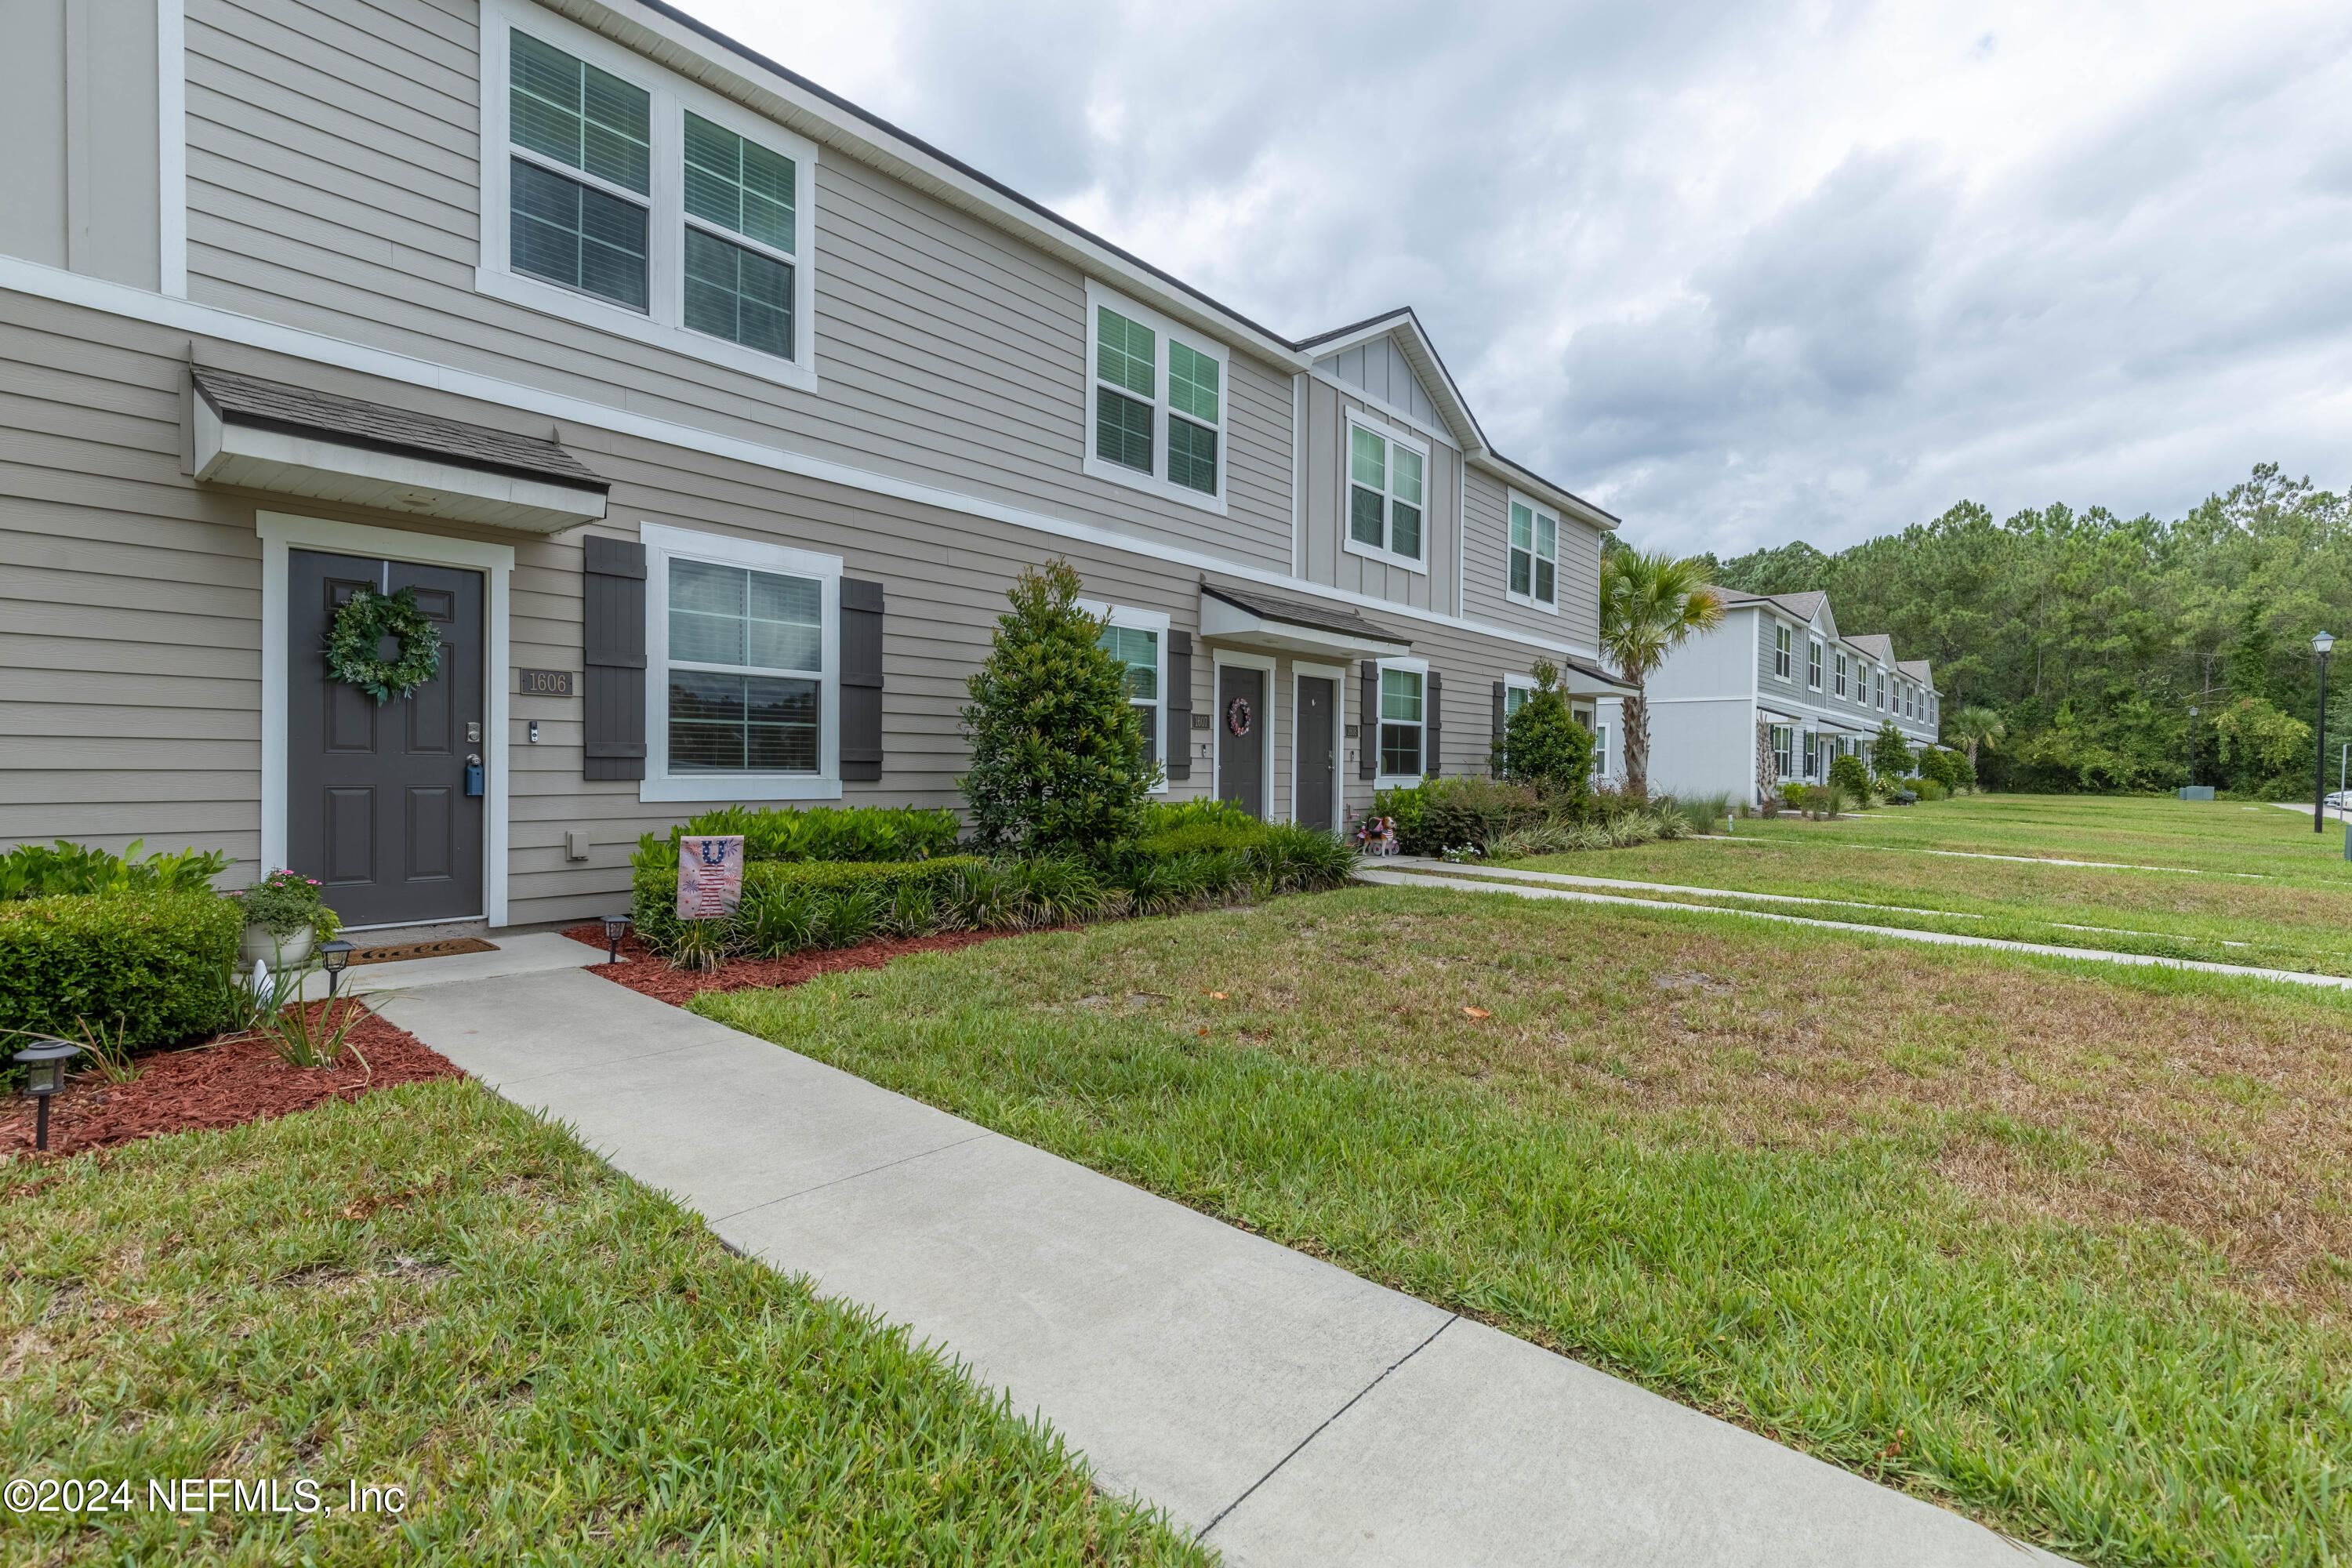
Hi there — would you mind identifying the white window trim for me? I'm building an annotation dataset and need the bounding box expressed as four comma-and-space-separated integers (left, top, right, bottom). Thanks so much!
255, 512, 514, 927
1770, 724, 1795, 780
1080, 599, 1172, 796
1341, 413, 1432, 576
1502, 487, 1561, 613
1293, 659, 1348, 831
1502, 672, 1535, 714
1372, 654, 1432, 789
1773, 622, 1792, 681
1210, 648, 1276, 815
1082, 279, 1230, 516
641, 521, 842, 803
1835, 651, 1849, 699
1808, 639, 1824, 691
477, 2, 820, 391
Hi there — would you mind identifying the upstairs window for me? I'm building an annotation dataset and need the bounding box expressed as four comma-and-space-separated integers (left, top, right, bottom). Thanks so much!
1347, 420, 1426, 569
1083, 286, 1229, 510
482, 9, 817, 388
1378, 666, 1425, 778
1507, 493, 1559, 610
1835, 652, 1849, 699
509, 32, 651, 311
1875, 671, 1886, 710
1808, 640, 1823, 691
1774, 624, 1792, 679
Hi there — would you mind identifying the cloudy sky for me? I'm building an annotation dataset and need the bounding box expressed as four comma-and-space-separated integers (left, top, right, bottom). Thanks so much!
695, 0, 2352, 558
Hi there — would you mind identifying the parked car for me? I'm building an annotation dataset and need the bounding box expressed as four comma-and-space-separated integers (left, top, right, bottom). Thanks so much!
2325, 790, 2352, 810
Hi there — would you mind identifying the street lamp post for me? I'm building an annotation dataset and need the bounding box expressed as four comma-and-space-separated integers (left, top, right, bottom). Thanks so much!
2316, 632, 2336, 834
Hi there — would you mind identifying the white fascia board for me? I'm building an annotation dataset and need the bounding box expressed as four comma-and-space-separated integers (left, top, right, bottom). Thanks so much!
1200, 591, 1409, 662
195, 397, 608, 533
3, 253, 1610, 665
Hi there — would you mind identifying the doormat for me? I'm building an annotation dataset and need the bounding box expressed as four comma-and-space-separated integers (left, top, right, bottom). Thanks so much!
349, 937, 499, 967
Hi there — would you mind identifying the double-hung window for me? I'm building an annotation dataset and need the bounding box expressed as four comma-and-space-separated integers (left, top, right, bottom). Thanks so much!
484, 8, 817, 387
1772, 725, 1794, 779
1774, 624, 1792, 680
1083, 284, 1228, 510
1506, 492, 1559, 609
1835, 652, 1849, 699
644, 524, 840, 802
1082, 601, 1171, 786
1803, 731, 1819, 778
1592, 720, 1610, 778
1503, 677, 1533, 720
1875, 671, 1886, 710
1377, 663, 1425, 779
1808, 641, 1823, 691
1345, 419, 1427, 570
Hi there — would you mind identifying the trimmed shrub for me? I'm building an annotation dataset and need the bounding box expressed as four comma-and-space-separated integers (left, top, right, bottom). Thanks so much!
630, 856, 985, 960
1497, 659, 1594, 813
1828, 753, 1872, 799
959, 559, 1157, 856
1110, 815, 1356, 911
636, 804, 960, 868
0, 891, 240, 1047
2, 839, 230, 902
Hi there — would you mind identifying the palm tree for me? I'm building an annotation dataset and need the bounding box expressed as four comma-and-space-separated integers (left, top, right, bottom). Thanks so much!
1598, 549, 1726, 800
1950, 706, 2006, 769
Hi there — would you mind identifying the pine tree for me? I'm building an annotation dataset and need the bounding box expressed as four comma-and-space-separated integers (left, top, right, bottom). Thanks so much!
959, 560, 1157, 855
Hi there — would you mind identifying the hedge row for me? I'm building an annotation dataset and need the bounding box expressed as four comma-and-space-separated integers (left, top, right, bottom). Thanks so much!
634, 804, 963, 868
630, 856, 988, 960
0, 891, 241, 1047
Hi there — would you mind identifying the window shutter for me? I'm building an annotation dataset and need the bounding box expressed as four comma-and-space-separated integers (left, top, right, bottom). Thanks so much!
1426, 669, 1443, 779
583, 535, 646, 782
1165, 630, 1192, 781
1359, 661, 1380, 780
840, 578, 884, 782
1490, 680, 1507, 778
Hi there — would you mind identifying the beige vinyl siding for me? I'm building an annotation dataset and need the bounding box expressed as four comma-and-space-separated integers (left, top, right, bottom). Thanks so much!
1295, 377, 1457, 615
1458, 467, 1603, 649
179, 0, 1294, 582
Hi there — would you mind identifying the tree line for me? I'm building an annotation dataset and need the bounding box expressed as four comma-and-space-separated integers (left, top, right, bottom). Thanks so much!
1693, 465, 2352, 796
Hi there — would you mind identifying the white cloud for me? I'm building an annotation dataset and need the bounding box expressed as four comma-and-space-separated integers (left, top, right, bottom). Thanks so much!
684, 0, 2352, 554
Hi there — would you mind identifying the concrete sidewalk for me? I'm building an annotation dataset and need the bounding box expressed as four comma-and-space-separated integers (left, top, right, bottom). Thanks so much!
379, 957, 2060, 1566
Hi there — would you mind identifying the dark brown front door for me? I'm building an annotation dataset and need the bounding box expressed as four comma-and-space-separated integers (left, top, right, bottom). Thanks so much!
1296, 676, 1335, 831
287, 550, 485, 928
1217, 665, 1265, 818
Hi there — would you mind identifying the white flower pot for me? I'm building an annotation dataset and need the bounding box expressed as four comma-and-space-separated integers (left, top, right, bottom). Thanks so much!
240, 923, 315, 974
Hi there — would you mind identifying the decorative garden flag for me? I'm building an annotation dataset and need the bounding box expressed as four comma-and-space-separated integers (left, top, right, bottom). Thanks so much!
676, 834, 745, 919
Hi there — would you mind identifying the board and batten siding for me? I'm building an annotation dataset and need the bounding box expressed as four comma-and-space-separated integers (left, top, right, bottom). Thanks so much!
1296, 377, 1459, 616
178, 0, 1296, 582
1457, 466, 1604, 651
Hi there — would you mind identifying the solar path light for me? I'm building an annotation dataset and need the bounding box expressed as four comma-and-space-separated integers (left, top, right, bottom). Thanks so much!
320, 939, 355, 997
601, 913, 631, 965
13, 1038, 82, 1152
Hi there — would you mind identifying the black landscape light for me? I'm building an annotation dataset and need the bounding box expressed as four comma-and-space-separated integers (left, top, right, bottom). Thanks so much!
2314, 632, 2336, 834
14, 1038, 82, 1152
601, 913, 631, 965
320, 938, 355, 996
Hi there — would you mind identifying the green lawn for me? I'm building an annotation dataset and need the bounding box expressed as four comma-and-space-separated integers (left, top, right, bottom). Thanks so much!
0, 1081, 1206, 1566
1493, 794, 2352, 975
705, 888, 2352, 1568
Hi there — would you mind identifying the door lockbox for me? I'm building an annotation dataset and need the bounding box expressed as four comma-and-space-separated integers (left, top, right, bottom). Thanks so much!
464, 754, 485, 797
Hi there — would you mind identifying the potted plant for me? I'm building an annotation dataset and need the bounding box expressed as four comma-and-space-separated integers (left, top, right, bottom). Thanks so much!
230, 869, 341, 971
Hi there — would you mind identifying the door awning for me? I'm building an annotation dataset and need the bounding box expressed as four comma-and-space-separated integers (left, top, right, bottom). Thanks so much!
1199, 582, 1411, 660
192, 366, 609, 533
1555, 652, 1633, 696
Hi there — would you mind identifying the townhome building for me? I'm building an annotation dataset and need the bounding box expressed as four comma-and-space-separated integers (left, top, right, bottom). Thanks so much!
1595, 588, 1940, 806
1, 0, 1629, 941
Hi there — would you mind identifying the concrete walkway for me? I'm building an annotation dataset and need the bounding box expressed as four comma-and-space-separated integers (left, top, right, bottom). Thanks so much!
374, 949, 2060, 1565
1362, 864, 2352, 992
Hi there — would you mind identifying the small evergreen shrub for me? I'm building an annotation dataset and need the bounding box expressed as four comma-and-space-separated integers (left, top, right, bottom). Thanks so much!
0, 891, 241, 1046
1828, 753, 1873, 800
1871, 721, 1916, 782
960, 560, 1157, 857
1497, 660, 1595, 814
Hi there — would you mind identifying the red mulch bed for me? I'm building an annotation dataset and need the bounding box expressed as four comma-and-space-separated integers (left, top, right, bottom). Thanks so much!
0, 1004, 462, 1160
559, 922, 1026, 1005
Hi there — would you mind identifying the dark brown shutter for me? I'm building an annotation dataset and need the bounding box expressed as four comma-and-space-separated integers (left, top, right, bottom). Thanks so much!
1426, 669, 1443, 779
840, 578, 884, 782
583, 535, 646, 782
1165, 630, 1192, 781
1359, 660, 1380, 780
1491, 680, 1507, 777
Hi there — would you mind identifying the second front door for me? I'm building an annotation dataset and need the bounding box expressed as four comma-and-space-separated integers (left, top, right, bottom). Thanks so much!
1217, 665, 1265, 818
1295, 675, 1335, 831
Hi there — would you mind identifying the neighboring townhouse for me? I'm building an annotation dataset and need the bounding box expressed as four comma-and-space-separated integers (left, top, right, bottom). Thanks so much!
1595, 589, 1940, 805
0, 0, 1629, 940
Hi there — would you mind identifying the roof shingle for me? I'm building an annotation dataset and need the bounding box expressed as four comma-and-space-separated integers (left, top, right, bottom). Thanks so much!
194, 366, 608, 489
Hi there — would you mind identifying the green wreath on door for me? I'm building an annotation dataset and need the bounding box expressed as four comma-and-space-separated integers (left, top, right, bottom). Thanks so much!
325, 585, 444, 704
